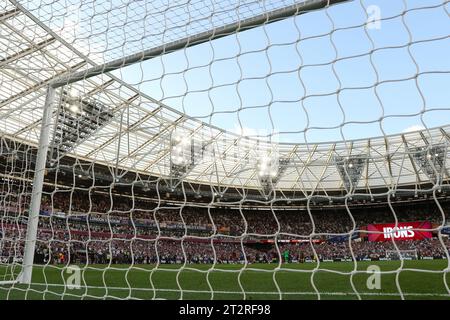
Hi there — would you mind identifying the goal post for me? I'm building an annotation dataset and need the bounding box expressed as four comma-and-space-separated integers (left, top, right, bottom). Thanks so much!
16, 86, 56, 285
0, 86, 56, 285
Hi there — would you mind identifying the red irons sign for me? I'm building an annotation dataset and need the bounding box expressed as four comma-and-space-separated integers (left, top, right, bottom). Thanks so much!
367, 221, 433, 242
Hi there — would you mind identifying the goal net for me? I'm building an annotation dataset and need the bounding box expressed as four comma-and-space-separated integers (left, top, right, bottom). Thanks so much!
0, 0, 449, 300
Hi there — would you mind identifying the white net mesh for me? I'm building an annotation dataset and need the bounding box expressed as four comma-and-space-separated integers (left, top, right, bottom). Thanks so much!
0, 0, 450, 300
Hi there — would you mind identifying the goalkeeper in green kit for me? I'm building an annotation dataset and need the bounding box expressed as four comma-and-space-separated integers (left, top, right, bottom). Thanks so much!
283, 250, 289, 263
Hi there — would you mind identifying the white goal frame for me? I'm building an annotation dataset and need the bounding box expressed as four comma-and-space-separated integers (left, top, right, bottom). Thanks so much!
1, 0, 350, 286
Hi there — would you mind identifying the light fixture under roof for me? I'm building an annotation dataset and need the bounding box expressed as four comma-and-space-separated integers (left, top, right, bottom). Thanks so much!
49, 90, 115, 164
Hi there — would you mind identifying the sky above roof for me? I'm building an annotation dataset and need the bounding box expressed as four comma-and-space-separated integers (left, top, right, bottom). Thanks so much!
24, 0, 450, 144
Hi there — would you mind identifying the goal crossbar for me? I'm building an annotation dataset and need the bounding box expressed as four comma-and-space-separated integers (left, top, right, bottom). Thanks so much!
50, 0, 350, 88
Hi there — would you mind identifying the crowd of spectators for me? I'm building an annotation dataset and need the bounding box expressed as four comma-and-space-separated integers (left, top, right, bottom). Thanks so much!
1, 190, 449, 265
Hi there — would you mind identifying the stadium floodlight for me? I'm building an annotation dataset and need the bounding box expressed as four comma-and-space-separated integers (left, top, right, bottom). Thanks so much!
257, 155, 278, 178
334, 155, 367, 194
169, 130, 194, 175
49, 90, 115, 164
167, 129, 217, 190
411, 144, 448, 185
257, 154, 291, 196
68, 102, 81, 115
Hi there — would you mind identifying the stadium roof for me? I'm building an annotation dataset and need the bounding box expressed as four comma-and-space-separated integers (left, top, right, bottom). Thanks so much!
0, 0, 449, 193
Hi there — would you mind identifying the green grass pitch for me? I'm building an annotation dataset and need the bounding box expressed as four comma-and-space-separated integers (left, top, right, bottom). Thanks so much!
0, 260, 449, 300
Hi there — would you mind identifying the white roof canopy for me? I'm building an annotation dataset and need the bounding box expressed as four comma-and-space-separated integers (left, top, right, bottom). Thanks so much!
1, 1, 449, 192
